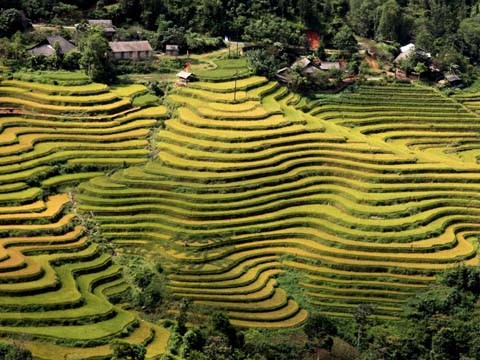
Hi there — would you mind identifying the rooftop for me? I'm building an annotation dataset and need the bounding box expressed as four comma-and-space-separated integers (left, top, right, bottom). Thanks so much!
88, 19, 115, 32
109, 41, 153, 53
176, 71, 193, 79
319, 61, 340, 70
292, 57, 312, 70
28, 36, 76, 56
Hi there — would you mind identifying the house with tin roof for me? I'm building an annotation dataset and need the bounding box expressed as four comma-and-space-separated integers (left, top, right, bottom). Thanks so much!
109, 41, 154, 60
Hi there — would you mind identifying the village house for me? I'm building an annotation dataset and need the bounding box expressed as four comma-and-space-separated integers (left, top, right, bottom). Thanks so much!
165, 45, 180, 56
27, 35, 76, 57
276, 56, 342, 83
176, 71, 194, 86
87, 19, 116, 39
109, 41, 154, 60
394, 43, 431, 64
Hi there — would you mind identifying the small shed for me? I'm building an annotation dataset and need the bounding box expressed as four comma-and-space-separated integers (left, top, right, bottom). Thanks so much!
176, 71, 195, 86
166, 45, 179, 57
445, 73, 462, 85
88, 19, 116, 38
27, 36, 76, 57
109, 41, 153, 60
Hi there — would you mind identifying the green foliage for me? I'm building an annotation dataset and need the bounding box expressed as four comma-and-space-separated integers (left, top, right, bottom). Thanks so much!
376, 0, 402, 42
431, 327, 458, 360
117, 255, 165, 312
112, 340, 146, 360
439, 266, 480, 294
0, 342, 33, 360
78, 27, 115, 83
246, 47, 286, 80
458, 16, 480, 62
363, 266, 480, 359
333, 25, 358, 53
242, 328, 308, 360
203, 335, 234, 360
185, 31, 224, 53
243, 14, 306, 46
0, 9, 25, 38
303, 313, 337, 351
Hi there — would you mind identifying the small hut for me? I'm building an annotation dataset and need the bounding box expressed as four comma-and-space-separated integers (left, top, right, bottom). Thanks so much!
165, 45, 179, 57
176, 71, 196, 86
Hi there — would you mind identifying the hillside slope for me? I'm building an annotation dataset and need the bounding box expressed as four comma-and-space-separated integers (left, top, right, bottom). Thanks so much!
78, 61, 480, 322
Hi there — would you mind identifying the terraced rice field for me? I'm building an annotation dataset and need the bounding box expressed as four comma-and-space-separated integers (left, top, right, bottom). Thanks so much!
77, 62, 480, 325
3, 58, 480, 354
0, 77, 169, 358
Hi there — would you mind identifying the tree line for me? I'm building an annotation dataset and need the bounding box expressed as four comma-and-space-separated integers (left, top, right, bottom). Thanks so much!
2, 1, 480, 61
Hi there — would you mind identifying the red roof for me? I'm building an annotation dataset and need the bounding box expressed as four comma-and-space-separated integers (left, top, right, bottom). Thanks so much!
306, 30, 320, 50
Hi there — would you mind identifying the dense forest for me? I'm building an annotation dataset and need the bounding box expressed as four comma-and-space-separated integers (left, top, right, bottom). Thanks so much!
2, 0, 480, 61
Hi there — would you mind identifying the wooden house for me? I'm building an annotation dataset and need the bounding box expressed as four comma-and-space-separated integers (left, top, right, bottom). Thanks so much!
165, 45, 179, 56
109, 41, 153, 60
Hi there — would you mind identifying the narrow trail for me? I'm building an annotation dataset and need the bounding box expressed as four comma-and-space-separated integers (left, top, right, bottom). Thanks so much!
365, 56, 380, 71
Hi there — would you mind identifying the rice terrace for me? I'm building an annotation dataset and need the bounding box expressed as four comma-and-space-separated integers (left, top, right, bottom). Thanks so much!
1, 1, 480, 359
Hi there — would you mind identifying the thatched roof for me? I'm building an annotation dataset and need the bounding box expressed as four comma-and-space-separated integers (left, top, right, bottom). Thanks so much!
109, 41, 153, 53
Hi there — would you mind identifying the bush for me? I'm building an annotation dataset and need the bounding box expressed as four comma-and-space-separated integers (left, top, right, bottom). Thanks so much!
0, 342, 33, 360
112, 340, 146, 360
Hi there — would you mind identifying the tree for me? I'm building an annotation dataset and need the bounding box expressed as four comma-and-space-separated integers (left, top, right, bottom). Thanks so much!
0, 342, 33, 360
440, 266, 480, 295
348, 0, 379, 38
243, 14, 306, 46
332, 25, 358, 54
431, 327, 458, 360
414, 62, 427, 80
175, 298, 190, 335
209, 312, 238, 347
354, 304, 373, 352
53, 40, 63, 69
203, 335, 233, 360
181, 329, 206, 358
112, 340, 146, 360
376, 0, 402, 42
414, 18, 435, 52
0, 9, 24, 38
458, 16, 480, 62
245, 48, 280, 79
304, 313, 337, 358
78, 28, 114, 83
289, 66, 310, 92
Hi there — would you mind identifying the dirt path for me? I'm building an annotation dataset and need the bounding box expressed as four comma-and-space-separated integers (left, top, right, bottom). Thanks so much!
365, 55, 379, 71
